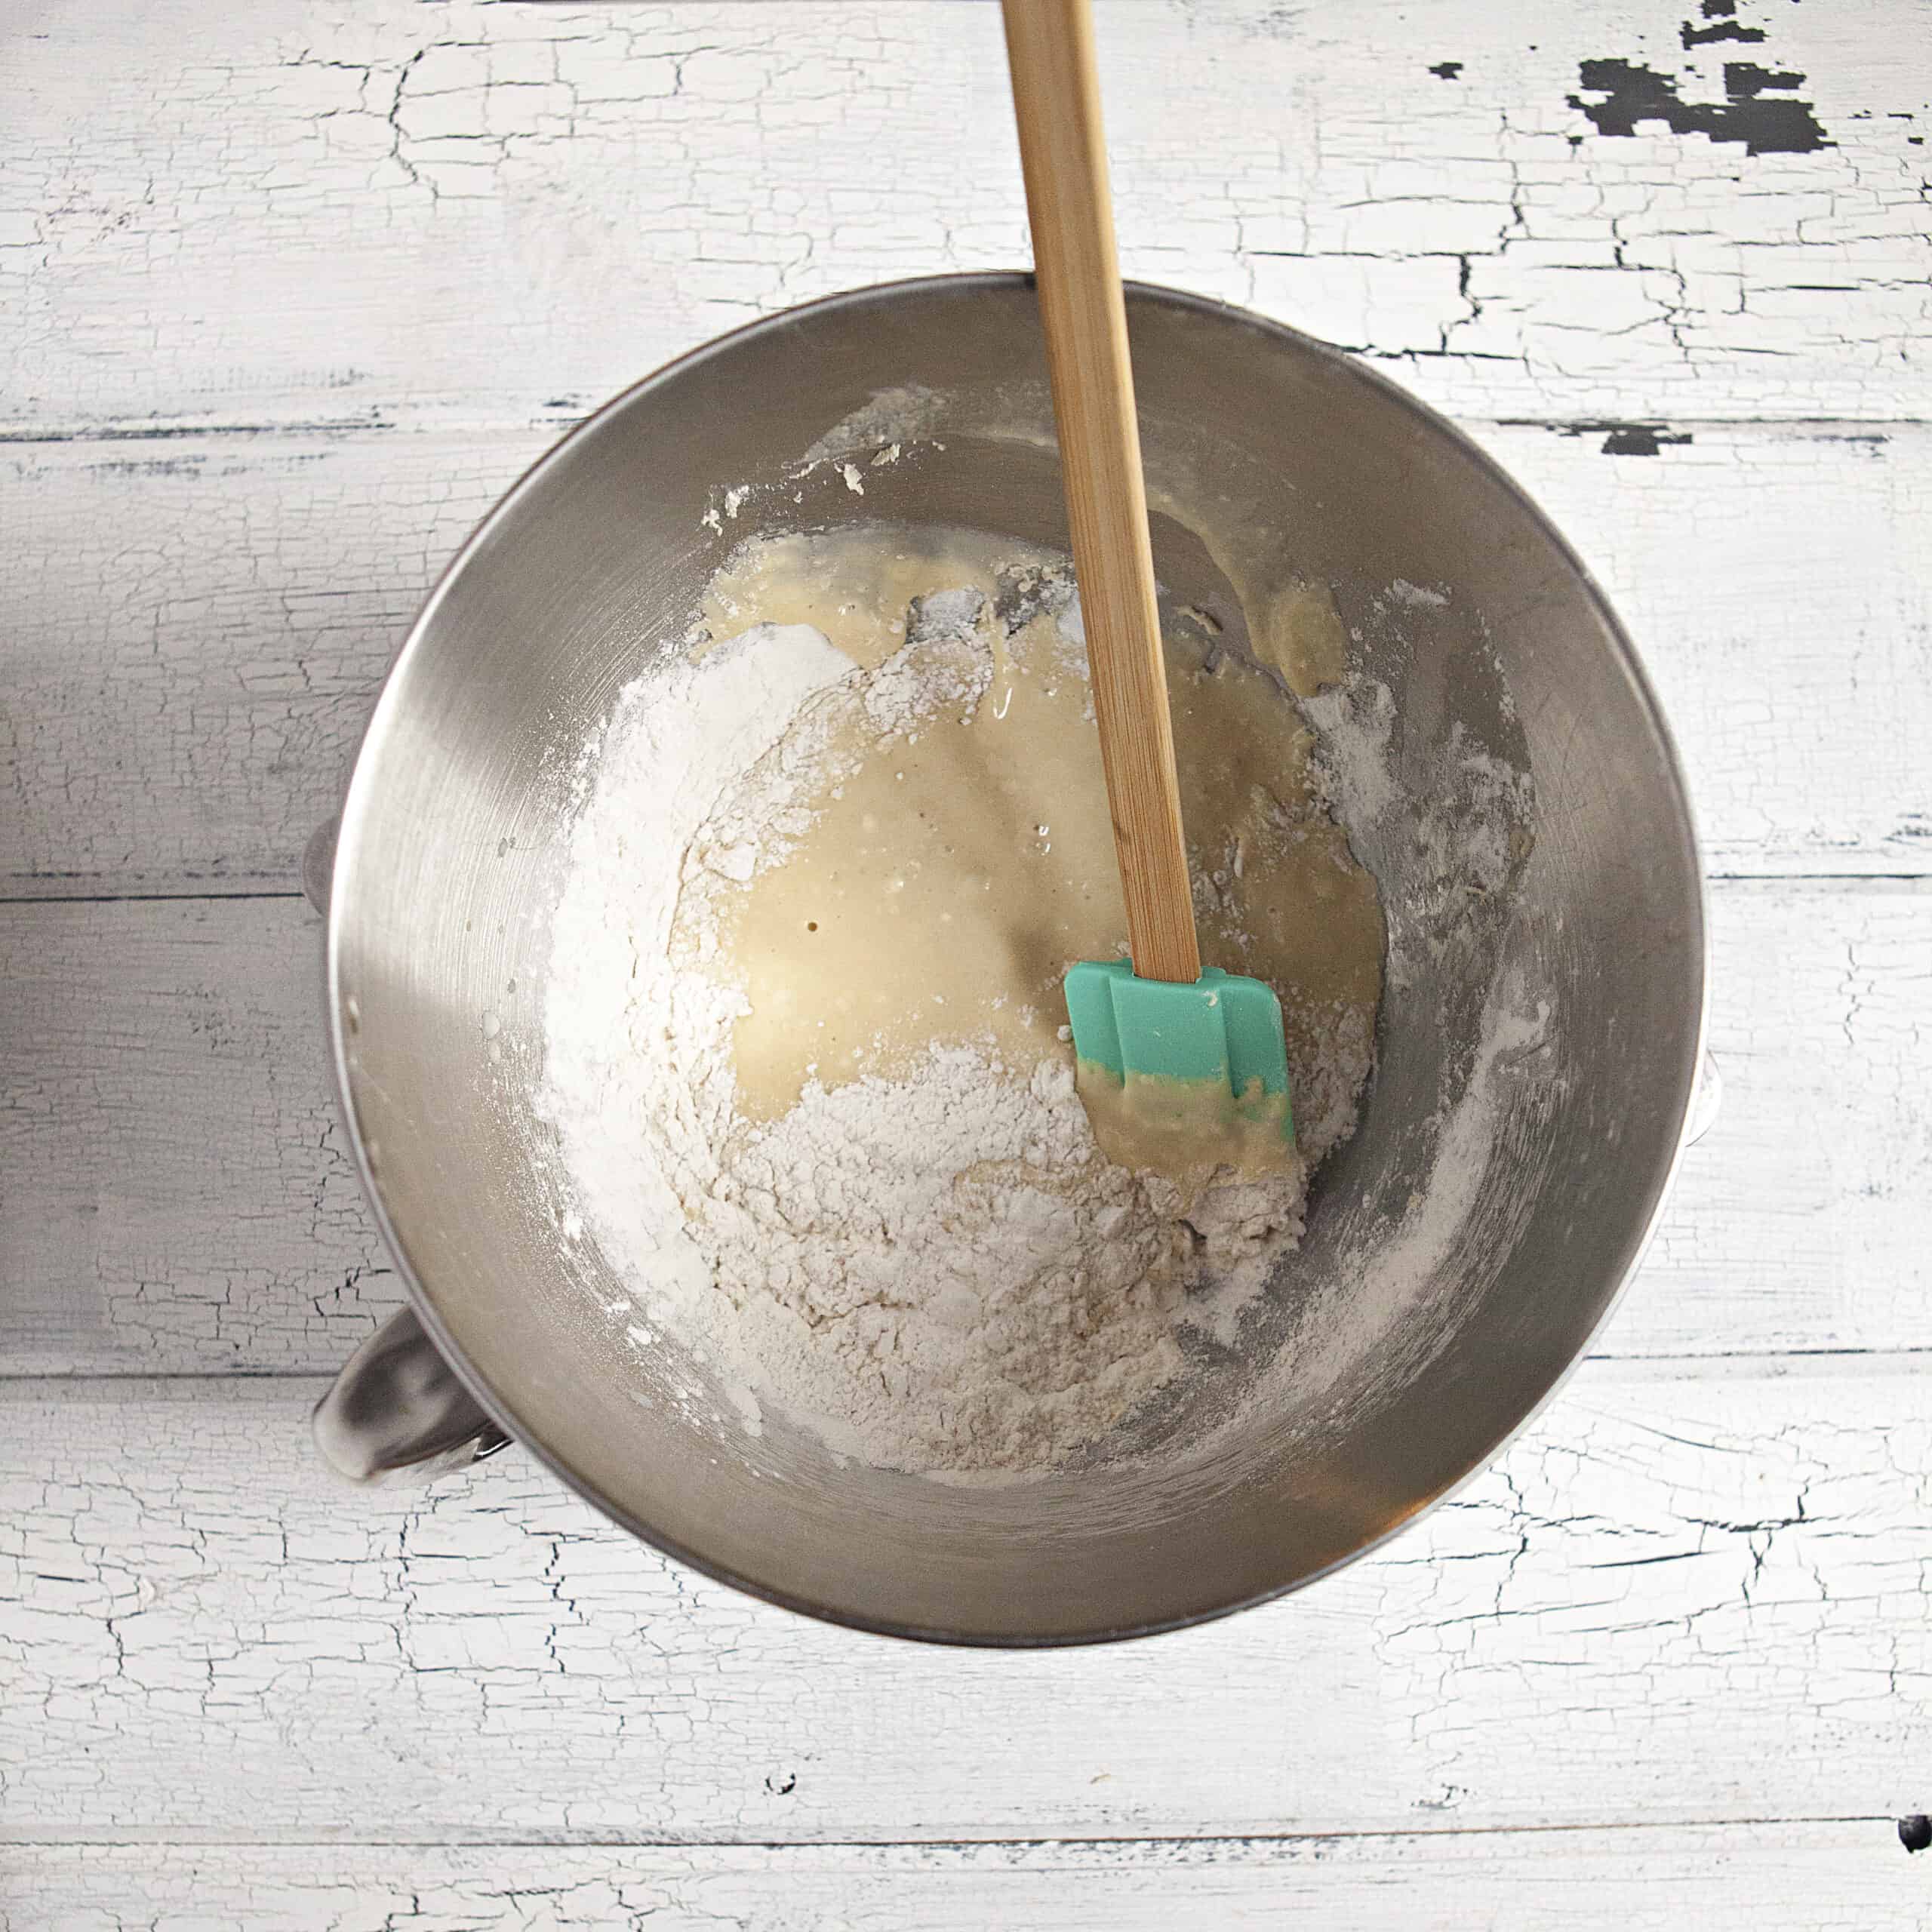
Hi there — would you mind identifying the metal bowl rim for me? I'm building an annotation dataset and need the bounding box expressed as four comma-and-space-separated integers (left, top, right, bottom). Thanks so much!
325, 270, 1709, 1647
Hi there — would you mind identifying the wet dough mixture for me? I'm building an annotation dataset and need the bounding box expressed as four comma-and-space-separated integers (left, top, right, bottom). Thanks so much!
540, 522, 1386, 1478
688, 528, 1382, 1152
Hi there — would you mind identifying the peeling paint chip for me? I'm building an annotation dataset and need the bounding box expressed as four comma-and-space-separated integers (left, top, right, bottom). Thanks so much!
1567, 55, 1830, 156
1556, 420, 1696, 458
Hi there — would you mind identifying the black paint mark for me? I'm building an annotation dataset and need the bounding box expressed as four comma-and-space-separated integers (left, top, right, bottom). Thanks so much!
1701, 0, 1737, 15
1554, 420, 1695, 457
1723, 61, 1802, 97
1429, 60, 1463, 79
1683, 18, 1767, 45
1567, 56, 1832, 155
1900, 1815, 1931, 1854
764, 1771, 798, 1795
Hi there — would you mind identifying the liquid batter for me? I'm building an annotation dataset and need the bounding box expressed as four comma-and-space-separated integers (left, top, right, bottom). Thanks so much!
674, 525, 1386, 1174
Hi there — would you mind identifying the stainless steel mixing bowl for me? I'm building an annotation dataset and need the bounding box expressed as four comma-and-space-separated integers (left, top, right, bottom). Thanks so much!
313, 275, 1705, 1644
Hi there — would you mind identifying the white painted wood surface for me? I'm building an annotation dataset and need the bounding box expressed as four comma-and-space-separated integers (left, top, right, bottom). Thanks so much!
5, 0, 1930, 1923
5, 1364, 1932, 1843
4, 0, 1927, 432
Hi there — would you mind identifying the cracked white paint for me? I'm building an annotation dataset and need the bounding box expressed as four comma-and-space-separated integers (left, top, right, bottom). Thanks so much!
0, 900, 398, 1373
8, 1827, 1930, 1929
0, 433, 517, 897
1634, 880, 1932, 1355
2, 1364, 1929, 1847
2, 423, 1927, 896
0, 0, 1925, 433
1460, 421, 1932, 881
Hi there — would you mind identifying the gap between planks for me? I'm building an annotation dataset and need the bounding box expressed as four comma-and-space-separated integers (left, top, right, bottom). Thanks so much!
0, 1817, 1904, 1852
2, 412, 1930, 452
14, 1343, 1932, 1389
7, 872, 1932, 908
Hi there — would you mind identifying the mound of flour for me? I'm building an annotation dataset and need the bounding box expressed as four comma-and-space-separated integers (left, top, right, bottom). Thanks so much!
538, 611, 1356, 1480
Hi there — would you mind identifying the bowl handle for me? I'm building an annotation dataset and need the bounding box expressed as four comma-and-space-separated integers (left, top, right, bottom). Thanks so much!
1685, 1051, 1724, 1149
302, 815, 340, 918
312, 1307, 512, 1485
304, 815, 512, 1484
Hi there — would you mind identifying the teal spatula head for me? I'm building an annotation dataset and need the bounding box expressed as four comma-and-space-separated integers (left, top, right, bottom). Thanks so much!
1064, 960, 1297, 1183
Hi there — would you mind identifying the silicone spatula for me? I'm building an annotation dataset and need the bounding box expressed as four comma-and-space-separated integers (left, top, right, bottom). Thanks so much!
1001, 0, 1295, 1164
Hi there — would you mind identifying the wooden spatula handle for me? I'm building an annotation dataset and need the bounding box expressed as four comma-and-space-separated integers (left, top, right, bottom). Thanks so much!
1001, 0, 1201, 986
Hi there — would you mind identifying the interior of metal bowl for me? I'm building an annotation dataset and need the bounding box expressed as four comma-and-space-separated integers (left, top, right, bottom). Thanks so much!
328, 275, 1704, 1644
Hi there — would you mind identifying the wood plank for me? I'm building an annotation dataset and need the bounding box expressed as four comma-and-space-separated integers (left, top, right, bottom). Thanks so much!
2, 0, 1925, 434
1003, 0, 1208, 988
4, 421, 1927, 897
2, 878, 1927, 1377
6, 1826, 1929, 1930
4, 1359, 1931, 1844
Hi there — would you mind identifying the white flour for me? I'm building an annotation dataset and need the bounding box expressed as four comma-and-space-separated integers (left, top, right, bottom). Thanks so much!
1301, 681, 1534, 992
537, 563, 1366, 1480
